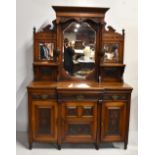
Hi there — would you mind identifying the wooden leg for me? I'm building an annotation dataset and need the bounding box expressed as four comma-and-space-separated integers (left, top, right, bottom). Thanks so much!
94, 143, 99, 150
57, 102, 62, 150
57, 144, 61, 150
94, 100, 101, 150
28, 142, 32, 150
124, 142, 127, 150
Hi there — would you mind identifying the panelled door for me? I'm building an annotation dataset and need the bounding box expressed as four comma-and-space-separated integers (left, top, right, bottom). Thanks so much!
101, 101, 127, 142
61, 101, 97, 143
31, 100, 57, 142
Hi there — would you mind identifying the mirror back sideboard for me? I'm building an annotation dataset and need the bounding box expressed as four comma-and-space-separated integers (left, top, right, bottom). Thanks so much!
27, 6, 133, 150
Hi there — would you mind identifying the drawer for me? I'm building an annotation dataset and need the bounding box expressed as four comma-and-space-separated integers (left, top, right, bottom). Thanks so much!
30, 89, 57, 100
63, 102, 97, 118
58, 91, 102, 101
61, 101, 97, 143
104, 92, 129, 101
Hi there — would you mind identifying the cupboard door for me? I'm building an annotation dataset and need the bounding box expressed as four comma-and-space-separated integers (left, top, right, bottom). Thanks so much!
101, 102, 126, 142
61, 102, 97, 143
31, 100, 57, 142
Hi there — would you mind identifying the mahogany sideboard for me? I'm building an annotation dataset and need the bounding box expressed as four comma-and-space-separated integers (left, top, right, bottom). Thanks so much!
27, 6, 133, 150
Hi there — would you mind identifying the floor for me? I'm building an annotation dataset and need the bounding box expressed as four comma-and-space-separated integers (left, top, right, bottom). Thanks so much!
16, 132, 138, 155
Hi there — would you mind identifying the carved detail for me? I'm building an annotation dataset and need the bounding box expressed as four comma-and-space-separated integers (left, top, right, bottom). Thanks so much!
102, 23, 124, 41
37, 108, 51, 134
67, 124, 91, 135
107, 109, 120, 135
36, 22, 57, 33
83, 107, 93, 116
107, 26, 116, 32
42, 24, 52, 31
66, 107, 77, 116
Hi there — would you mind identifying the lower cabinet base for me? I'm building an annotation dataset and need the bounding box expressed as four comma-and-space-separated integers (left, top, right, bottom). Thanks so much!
28, 85, 132, 150
28, 142, 128, 150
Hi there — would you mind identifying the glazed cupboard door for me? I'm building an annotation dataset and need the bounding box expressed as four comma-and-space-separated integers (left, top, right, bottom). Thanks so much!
61, 102, 97, 143
101, 102, 126, 142
31, 101, 57, 142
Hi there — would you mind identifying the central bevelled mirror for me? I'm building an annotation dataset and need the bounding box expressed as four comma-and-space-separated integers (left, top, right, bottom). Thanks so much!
63, 22, 96, 79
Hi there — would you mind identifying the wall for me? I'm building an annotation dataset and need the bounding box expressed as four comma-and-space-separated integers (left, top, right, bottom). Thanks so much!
16, 0, 137, 147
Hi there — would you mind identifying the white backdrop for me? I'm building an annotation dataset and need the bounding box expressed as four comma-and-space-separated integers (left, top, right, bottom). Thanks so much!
16, 0, 137, 147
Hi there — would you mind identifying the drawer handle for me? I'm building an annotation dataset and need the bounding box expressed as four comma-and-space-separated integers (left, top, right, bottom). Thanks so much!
67, 106, 76, 109
112, 95, 127, 100
84, 106, 92, 109
76, 95, 85, 100
112, 95, 119, 100
41, 94, 49, 99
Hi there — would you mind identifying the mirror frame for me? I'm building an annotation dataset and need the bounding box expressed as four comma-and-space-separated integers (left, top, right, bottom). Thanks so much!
58, 19, 100, 81
63, 21, 96, 78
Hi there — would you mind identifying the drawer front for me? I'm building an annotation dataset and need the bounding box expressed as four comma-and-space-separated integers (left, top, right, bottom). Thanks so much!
58, 91, 102, 101
104, 92, 129, 101
30, 89, 57, 100
64, 102, 96, 118
61, 101, 97, 143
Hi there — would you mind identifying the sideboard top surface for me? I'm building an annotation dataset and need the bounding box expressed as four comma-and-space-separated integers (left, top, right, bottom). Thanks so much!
27, 81, 132, 91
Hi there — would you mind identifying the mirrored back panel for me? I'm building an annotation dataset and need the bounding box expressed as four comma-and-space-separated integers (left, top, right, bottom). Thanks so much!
39, 43, 54, 60
63, 22, 96, 79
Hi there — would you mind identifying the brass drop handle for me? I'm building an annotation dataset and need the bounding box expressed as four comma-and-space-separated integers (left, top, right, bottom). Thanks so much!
112, 95, 119, 100
76, 95, 85, 100
68, 106, 76, 109
84, 106, 91, 109
41, 94, 48, 99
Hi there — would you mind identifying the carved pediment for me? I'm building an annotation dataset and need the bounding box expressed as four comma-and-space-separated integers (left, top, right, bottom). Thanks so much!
35, 20, 57, 34
42, 24, 52, 31
107, 26, 116, 32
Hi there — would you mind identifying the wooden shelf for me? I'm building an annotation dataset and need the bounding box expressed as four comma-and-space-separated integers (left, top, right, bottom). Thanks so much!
33, 62, 59, 66
100, 63, 125, 67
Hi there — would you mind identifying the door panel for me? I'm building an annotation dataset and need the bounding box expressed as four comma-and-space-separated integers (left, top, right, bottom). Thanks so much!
37, 108, 51, 135
32, 100, 57, 142
61, 101, 97, 143
101, 102, 126, 142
